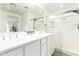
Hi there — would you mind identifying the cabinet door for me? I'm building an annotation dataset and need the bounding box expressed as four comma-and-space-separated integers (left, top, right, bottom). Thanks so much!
41, 44, 47, 56
25, 40, 40, 56
47, 37, 51, 56
40, 38, 47, 56
1, 47, 23, 56
47, 35, 54, 56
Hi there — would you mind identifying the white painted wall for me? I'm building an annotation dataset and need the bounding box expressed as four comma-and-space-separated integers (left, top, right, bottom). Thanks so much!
51, 17, 63, 49
61, 14, 79, 55
54, 13, 79, 55
27, 13, 34, 31
20, 14, 28, 31
54, 23, 62, 49
35, 18, 46, 32
21, 13, 36, 31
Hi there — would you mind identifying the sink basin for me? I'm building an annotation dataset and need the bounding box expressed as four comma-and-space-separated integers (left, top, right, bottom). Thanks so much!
0, 33, 18, 40
0, 31, 45, 40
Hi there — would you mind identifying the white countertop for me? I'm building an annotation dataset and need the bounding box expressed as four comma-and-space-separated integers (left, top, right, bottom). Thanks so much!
0, 32, 52, 54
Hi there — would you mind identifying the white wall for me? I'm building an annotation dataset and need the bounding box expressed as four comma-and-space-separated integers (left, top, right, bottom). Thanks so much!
35, 18, 46, 32
51, 17, 63, 49
54, 13, 79, 55
61, 14, 79, 55
21, 13, 35, 31
20, 13, 28, 31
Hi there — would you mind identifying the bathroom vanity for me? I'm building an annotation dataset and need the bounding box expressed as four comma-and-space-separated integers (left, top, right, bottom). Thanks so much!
0, 32, 54, 56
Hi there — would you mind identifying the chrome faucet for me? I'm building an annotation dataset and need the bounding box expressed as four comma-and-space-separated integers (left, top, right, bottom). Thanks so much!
26, 31, 35, 35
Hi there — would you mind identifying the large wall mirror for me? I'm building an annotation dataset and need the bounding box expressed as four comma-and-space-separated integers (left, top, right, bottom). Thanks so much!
7, 15, 19, 32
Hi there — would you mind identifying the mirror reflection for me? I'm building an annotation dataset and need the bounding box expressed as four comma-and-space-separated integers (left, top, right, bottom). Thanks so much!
0, 3, 47, 33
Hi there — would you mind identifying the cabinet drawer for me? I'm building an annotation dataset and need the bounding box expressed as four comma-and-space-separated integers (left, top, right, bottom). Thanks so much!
25, 40, 40, 56
41, 38, 47, 45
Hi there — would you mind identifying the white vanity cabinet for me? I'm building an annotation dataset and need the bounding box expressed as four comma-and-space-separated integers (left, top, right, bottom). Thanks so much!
24, 36, 53, 56
1, 47, 23, 56
40, 35, 54, 56
0, 33, 54, 56
25, 40, 40, 56
25, 36, 53, 56
41, 43, 47, 56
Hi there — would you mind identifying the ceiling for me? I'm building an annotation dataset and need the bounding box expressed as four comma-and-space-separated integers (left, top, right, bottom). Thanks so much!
1, 3, 79, 16
41, 3, 79, 14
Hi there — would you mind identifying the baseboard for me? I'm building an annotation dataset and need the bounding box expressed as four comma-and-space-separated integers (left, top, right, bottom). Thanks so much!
55, 48, 79, 56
